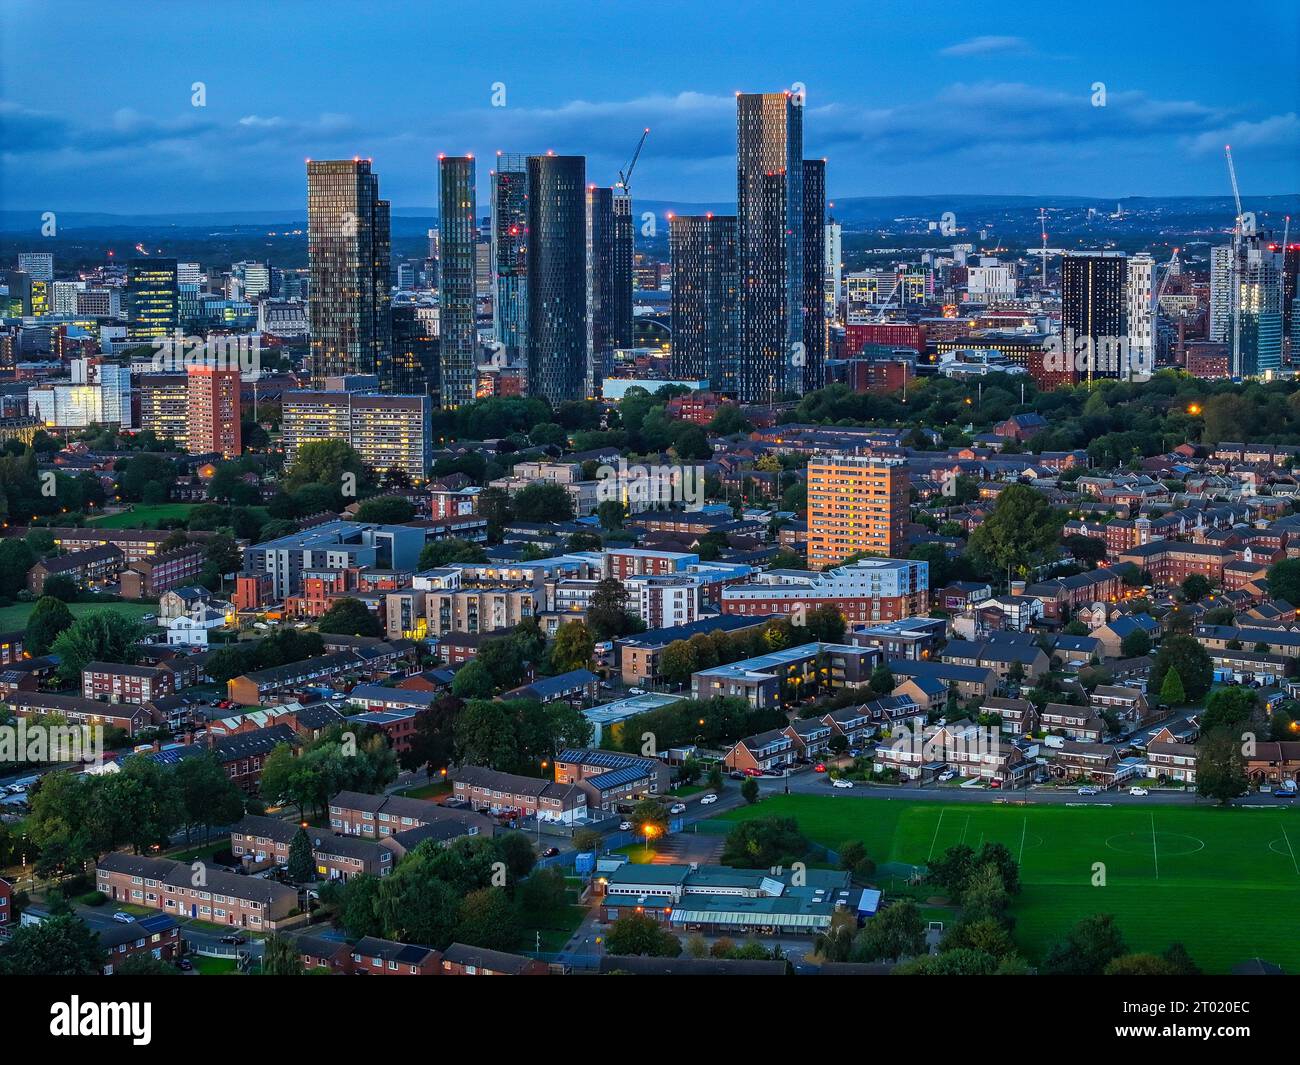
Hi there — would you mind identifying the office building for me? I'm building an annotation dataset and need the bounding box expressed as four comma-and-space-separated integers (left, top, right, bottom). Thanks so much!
306, 160, 392, 387
669, 214, 739, 393
16, 252, 53, 282
4, 271, 32, 316
391, 302, 438, 399
187, 364, 242, 459
736, 92, 803, 402
126, 258, 180, 343
806, 454, 908, 570
437, 155, 477, 408
527, 154, 587, 405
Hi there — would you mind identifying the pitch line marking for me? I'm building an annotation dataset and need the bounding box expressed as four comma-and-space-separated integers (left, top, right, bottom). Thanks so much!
926, 807, 946, 863
1018, 817, 1028, 865
1280, 823, 1300, 875
1151, 813, 1159, 880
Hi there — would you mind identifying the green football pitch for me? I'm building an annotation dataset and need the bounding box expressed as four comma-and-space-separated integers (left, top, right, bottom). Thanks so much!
715, 795, 1300, 973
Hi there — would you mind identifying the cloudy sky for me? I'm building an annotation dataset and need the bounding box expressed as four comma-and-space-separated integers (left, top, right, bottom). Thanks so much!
2, 0, 1297, 214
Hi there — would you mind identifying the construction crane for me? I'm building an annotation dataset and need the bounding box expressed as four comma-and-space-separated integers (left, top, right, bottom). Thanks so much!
1028, 207, 1065, 285
1153, 247, 1181, 312
615, 128, 650, 198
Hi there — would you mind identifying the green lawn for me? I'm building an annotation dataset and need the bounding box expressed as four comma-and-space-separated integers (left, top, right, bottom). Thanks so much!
396, 780, 451, 800
86, 503, 197, 528
0, 600, 157, 632
192, 956, 241, 976
715, 795, 1300, 974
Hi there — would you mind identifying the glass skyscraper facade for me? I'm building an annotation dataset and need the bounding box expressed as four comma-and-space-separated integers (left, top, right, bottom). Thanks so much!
1061, 251, 1127, 381
437, 155, 478, 408
126, 258, 180, 342
736, 92, 804, 403
491, 153, 530, 368
526, 154, 587, 406
669, 214, 738, 394
306, 159, 392, 388
586, 185, 633, 394
800, 158, 827, 393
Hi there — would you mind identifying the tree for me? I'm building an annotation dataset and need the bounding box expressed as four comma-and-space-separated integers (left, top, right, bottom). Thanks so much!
966, 484, 1062, 580
454, 699, 519, 769
261, 933, 305, 976
1195, 727, 1250, 805
659, 639, 698, 687
116, 954, 179, 975
1119, 627, 1151, 658
1042, 913, 1128, 975
720, 816, 808, 869
512, 482, 574, 523
1158, 666, 1187, 707
596, 499, 625, 531
335, 874, 385, 939
551, 620, 595, 674
1063, 534, 1107, 567
0, 914, 102, 975
1267, 557, 1300, 604
1200, 686, 1257, 732
1103, 952, 1180, 976
418, 538, 488, 569
741, 777, 760, 804
0, 538, 35, 599
586, 578, 633, 640
25, 595, 74, 656
852, 900, 925, 962
454, 887, 521, 952
1180, 573, 1212, 603
317, 597, 383, 638
50, 611, 151, 684
450, 660, 495, 700
41, 573, 80, 602
400, 697, 459, 777
353, 495, 416, 523
868, 664, 896, 696
604, 912, 682, 957
1149, 635, 1212, 704
374, 853, 462, 949
287, 827, 316, 883
173, 751, 244, 844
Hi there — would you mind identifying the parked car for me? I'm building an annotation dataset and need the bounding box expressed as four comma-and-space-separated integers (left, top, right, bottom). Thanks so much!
1077, 786, 1100, 796
219, 933, 247, 945
1273, 787, 1297, 798
669, 803, 686, 815
111, 911, 134, 924
813, 763, 827, 773
742, 767, 763, 777
832, 778, 854, 789
628, 688, 646, 696
1128, 786, 1149, 796
541, 846, 560, 858
937, 770, 956, 782
699, 793, 718, 805
175, 957, 193, 971
618, 820, 633, 831
989, 778, 1002, 789
728, 770, 746, 781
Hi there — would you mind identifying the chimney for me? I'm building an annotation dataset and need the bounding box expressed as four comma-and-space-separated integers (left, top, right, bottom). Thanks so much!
1010, 580, 1026, 596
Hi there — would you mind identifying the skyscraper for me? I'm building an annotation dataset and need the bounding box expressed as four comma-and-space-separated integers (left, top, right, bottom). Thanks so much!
669, 214, 739, 394
1061, 251, 1127, 382
1210, 245, 1233, 343
437, 155, 478, 408
806, 455, 909, 570
526, 154, 587, 406
586, 185, 633, 394
800, 158, 827, 392
392, 303, 439, 401
126, 258, 179, 343
187, 363, 242, 459
491, 154, 529, 367
1238, 244, 1283, 377
1125, 252, 1155, 378
824, 216, 843, 323
306, 159, 392, 388
736, 92, 803, 403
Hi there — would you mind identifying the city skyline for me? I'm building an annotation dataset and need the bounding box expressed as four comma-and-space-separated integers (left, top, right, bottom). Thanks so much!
2, 0, 1298, 215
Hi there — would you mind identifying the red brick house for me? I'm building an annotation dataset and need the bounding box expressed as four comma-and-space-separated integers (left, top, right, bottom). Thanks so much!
82, 661, 177, 704
0, 877, 12, 938
439, 942, 548, 976
98, 913, 182, 974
